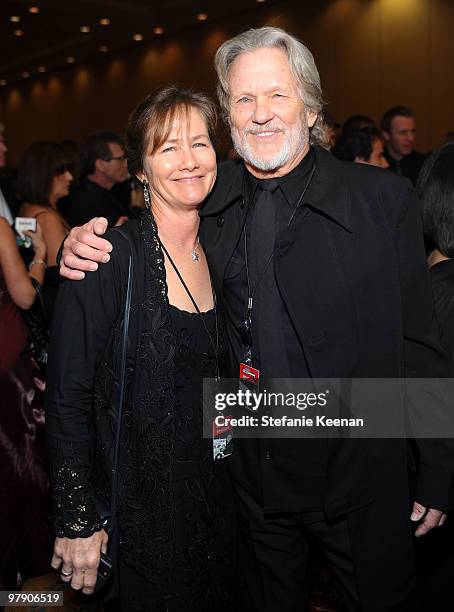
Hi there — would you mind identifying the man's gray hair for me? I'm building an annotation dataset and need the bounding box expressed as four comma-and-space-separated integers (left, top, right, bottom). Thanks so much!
214, 26, 325, 145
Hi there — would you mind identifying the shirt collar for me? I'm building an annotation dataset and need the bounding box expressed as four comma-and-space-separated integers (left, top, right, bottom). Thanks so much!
243, 147, 315, 207
201, 146, 351, 233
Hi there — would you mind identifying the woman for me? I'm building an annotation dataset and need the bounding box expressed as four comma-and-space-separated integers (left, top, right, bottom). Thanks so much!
45, 86, 234, 611
0, 218, 52, 588
419, 142, 454, 363
416, 142, 454, 610
17, 141, 73, 315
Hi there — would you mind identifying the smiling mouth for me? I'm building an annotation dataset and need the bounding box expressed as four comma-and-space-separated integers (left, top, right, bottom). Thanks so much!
249, 131, 281, 138
174, 176, 203, 183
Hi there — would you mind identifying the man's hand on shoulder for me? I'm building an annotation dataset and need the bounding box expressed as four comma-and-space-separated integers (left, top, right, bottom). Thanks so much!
410, 501, 447, 537
60, 217, 113, 280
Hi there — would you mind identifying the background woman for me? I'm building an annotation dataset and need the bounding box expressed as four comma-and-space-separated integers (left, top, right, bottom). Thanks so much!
45, 86, 234, 612
17, 141, 73, 315
0, 218, 52, 589
416, 142, 454, 610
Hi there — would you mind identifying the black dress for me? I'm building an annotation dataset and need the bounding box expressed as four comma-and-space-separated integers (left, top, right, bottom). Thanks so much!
116, 306, 235, 611
45, 213, 235, 612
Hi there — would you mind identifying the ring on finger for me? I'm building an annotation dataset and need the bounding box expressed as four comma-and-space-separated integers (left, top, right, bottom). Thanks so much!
61, 568, 73, 577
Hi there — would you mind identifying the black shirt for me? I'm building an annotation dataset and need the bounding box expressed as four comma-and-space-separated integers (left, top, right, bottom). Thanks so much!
66, 178, 126, 227
223, 149, 328, 512
384, 149, 428, 186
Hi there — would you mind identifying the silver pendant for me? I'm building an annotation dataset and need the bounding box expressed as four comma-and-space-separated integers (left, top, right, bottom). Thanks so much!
191, 250, 199, 262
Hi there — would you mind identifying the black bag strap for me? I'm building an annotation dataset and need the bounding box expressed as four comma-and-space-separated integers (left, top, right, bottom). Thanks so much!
30, 277, 49, 324
108, 230, 134, 529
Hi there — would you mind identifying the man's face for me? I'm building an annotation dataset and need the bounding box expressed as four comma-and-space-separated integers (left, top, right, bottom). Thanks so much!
0, 134, 8, 168
227, 47, 317, 178
356, 138, 389, 169
368, 138, 389, 168
383, 115, 416, 159
99, 142, 129, 184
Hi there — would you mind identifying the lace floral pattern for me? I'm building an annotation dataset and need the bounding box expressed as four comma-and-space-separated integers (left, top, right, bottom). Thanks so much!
48, 211, 234, 606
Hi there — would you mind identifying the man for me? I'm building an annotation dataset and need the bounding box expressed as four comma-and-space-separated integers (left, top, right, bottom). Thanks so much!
381, 106, 427, 184
66, 131, 129, 227
59, 27, 452, 611
0, 124, 19, 222
333, 127, 389, 168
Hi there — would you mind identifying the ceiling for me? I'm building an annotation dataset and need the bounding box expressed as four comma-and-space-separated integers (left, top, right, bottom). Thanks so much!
0, 0, 281, 86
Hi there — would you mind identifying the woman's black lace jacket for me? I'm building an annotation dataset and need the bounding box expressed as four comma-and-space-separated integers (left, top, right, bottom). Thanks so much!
45, 211, 178, 586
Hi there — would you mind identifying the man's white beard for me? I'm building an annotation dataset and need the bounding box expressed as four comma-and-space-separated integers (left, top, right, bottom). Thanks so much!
231, 119, 310, 172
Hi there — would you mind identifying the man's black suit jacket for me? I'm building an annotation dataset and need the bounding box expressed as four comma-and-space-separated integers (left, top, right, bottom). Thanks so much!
199, 145, 454, 517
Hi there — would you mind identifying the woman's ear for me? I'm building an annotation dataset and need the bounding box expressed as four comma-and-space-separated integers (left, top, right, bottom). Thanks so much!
136, 172, 146, 184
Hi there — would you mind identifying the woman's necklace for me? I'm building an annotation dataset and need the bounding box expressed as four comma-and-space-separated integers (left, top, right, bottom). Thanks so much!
159, 234, 200, 262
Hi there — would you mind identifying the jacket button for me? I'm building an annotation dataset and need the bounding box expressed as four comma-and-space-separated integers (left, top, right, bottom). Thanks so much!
265, 450, 271, 460
239, 198, 245, 210
217, 216, 225, 227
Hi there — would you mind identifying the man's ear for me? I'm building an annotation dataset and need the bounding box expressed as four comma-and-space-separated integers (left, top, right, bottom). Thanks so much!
381, 130, 390, 143
95, 158, 106, 174
306, 109, 318, 129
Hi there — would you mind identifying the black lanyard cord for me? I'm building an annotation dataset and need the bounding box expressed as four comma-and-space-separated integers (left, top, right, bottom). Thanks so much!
159, 239, 220, 380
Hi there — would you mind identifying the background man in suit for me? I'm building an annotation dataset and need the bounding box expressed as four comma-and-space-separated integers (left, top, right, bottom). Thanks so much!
381, 105, 427, 185
58, 27, 452, 612
65, 131, 129, 228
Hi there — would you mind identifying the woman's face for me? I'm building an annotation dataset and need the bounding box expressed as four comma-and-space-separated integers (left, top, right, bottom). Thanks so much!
142, 107, 217, 212
50, 169, 73, 202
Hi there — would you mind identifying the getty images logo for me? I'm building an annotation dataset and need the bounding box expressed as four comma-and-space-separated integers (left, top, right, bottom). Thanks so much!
214, 389, 329, 412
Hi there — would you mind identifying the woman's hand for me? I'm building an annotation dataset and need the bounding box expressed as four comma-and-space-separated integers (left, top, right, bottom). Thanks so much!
26, 222, 47, 259
51, 529, 109, 595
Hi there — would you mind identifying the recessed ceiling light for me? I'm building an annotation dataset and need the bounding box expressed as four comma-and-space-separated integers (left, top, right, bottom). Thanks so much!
10, 16, 21, 23
153, 26, 164, 35
29, 6, 40, 14
0, 80, 7, 86
14, 29, 24, 37
66, 56, 75, 64
256, 0, 266, 3
196, 13, 208, 21
133, 33, 143, 41
99, 17, 110, 26
99, 45, 109, 52
37, 66, 46, 73
22, 71, 30, 78
80, 25, 90, 33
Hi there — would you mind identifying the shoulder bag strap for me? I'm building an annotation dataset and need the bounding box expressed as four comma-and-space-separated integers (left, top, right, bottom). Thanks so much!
108, 229, 134, 527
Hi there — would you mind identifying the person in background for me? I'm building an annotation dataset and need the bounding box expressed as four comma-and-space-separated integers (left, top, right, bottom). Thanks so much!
333, 127, 389, 169
416, 142, 454, 610
340, 114, 376, 136
0, 124, 19, 222
0, 217, 52, 589
419, 143, 454, 364
17, 141, 73, 315
318, 112, 339, 151
444, 130, 454, 144
381, 105, 427, 185
66, 131, 129, 227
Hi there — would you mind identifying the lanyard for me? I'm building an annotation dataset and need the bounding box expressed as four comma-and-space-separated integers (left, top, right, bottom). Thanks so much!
241, 161, 317, 361
160, 239, 220, 381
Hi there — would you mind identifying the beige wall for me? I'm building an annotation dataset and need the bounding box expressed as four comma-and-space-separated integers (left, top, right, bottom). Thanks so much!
1, 0, 453, 164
